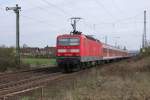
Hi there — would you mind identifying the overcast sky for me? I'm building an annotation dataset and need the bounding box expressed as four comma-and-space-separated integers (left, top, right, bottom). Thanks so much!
0, 0, 150, 50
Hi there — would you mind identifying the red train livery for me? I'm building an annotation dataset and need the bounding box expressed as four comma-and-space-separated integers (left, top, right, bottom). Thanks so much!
56, 33, 129, 72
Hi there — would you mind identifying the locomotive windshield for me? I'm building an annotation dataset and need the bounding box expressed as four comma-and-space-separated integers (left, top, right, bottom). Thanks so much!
58, 38, 80, 46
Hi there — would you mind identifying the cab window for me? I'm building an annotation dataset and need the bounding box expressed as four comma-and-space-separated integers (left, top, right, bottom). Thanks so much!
58, 38, 80, 46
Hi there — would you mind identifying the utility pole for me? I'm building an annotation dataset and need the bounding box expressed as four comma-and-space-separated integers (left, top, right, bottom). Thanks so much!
70, 17, 82, 34
105, 36, 108, 44
93, 24, 96, 34
142, 10, 147, 48
113, 36, 120, 47
6, 4, 21, 64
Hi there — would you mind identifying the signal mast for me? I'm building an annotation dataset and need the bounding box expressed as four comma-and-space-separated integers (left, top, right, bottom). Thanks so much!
6, 4, 21, 65
70, 17, 82, 35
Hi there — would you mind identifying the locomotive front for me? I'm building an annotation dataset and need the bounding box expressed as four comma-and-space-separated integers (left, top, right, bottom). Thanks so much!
56, 35, 81, 72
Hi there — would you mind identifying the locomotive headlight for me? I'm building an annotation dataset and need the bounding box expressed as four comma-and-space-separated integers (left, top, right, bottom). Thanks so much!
58, 49, 67, 53
70, 49, 80, 53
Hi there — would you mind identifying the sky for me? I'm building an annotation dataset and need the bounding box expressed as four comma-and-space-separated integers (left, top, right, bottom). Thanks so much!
0, 0, 150, 50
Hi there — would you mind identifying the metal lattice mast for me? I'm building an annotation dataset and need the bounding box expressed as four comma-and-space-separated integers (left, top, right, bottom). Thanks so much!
143, 10, 147, 48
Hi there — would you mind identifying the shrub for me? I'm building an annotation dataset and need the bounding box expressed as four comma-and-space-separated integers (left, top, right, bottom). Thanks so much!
140, 47, 150, 57
0, 47, 24, 72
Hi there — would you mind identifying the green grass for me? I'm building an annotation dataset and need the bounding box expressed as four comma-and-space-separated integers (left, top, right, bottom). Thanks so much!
22, 58, 56, 65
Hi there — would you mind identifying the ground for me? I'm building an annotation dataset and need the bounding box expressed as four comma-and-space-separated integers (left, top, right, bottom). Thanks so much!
7, 56, 150, 100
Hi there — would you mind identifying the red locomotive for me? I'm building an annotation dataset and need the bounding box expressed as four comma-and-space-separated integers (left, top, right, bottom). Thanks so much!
56, 18, 129, 72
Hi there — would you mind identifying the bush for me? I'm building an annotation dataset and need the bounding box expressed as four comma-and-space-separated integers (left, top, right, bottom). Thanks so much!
0, 47, 20, 72
140, 47, 150, 57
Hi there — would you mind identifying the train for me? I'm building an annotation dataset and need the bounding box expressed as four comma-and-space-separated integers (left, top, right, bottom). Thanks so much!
56, 18, 129, 72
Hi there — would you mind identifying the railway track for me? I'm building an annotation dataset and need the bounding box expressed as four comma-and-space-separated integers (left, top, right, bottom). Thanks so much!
0, 67, 62, 98
0, 65, 92, 98
0, 67, 59, 84
0, 61, 125, 99
0, 72, 66, 98
0, 67, 56, 78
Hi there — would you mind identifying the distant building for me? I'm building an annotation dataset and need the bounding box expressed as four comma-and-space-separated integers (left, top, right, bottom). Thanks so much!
20, 46, 56, 58
44, 46, 56, 57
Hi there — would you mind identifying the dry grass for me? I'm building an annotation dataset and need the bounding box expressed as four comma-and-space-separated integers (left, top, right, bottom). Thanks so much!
100, 57, 150, 77
7, 56, 150, 100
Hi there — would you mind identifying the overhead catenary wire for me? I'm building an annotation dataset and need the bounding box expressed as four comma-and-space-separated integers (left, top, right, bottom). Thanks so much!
0, 7, 3, 10
22, 5, 61, 18
93, 0, 143, 26
21, 15, 54, 26
21, 0, 70, 23
40, 0, 71, 16
21, 1, 62, 16
114, 11, 143, 23
93, 11, 143, 26
21, 0, 143, 27
0, 3, 4, 10
111, 0, 124, 14
0, 1, 53, 25
2, 1, 146, 29
94, 0, 118, 21
18, 1, 67, 27
82, 11, 144, 40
